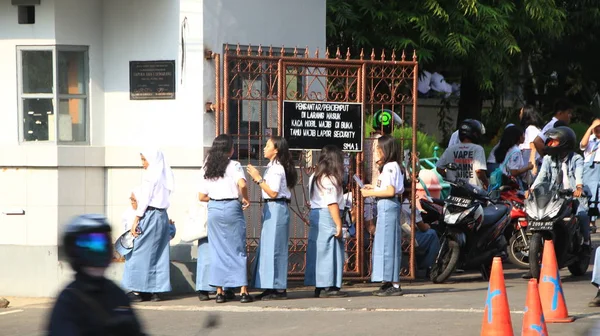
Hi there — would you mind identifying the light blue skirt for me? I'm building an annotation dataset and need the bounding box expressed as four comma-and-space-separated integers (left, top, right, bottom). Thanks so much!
372, 198, 401, 283
208, 200, 248, 288
584, 162, 600, 214
592, 247, 600, 287
251, 201, 290, 290
195, 237, 214, 292
122, 208, 171, 293
304, 208, 344, 288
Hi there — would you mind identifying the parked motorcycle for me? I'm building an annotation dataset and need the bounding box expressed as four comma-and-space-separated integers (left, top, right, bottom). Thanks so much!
430, 164, 512, 284
498, 184, 530, 269
525, 182, 590, 279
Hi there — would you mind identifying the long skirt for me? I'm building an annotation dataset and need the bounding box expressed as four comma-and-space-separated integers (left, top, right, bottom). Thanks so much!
304, 208, 344, 288
208, 199, 248, 288
584, 161, 600, 217
592, 247, 600, 287
372, 198, 401, 283
122, 208, 171, 293
251, 201, 290, 290
195, 237, 214, 292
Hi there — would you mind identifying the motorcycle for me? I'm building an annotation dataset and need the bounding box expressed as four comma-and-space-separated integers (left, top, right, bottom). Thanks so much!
525, 182, 590, 279
430, 164, 512, 284
498, 184, 530, 269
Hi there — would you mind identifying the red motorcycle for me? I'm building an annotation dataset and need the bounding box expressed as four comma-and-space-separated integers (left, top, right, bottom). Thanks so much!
499, 185, 530, 269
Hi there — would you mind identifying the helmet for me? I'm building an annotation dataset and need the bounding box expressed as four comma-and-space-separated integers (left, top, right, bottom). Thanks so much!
62, 214, 113, 272
458, 119, 485, 144
544, 126, 575, 157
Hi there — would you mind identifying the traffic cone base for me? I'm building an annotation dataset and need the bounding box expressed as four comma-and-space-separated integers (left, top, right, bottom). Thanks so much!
538, 239, 575, 323
521, 279, 548, 336
480, 257, 514, 336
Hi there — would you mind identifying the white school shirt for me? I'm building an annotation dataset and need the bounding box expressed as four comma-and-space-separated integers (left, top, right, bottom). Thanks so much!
376, 162, 404, 195
502, 146, 525, 175
448, 130, 460, 148
520, 125, 541, 163
308, 175, 344, 209
581, 134, 600, 163
135, 177, 172, 217
198, 160, 246, 199
262, 160, 291, 199
537, 117, 558, 143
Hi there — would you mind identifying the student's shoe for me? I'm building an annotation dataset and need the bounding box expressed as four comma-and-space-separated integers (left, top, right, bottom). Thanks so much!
197, 291, 210, 302
215, 293, 226, 304
262, 290, 288, 301
589, 290, 600, 307
224, 289, 236, 301
240, 293, 254, 303
150, 293, 162, 302
254, 289, 275, 300
372, 282, 392, 295
375, 286, 403, 297
320, 288, 349, 298
127, 292, 143, 303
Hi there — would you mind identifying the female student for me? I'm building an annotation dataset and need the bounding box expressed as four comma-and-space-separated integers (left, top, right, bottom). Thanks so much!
581, 119, 600, 221
360, 135, 404, 296
493, 125, 533, 189
198, 134, 253, 304
123, 149, 175, 302
247, 136, 298, 300
305, 145, 348, 298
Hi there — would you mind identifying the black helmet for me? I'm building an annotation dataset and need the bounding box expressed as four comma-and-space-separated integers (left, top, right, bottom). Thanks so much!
458, 119, 486, 144
544, 126, 576, 157
62, 214, 113, 272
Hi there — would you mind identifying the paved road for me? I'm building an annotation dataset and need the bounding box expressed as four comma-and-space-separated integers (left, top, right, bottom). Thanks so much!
2, 265, 600, 336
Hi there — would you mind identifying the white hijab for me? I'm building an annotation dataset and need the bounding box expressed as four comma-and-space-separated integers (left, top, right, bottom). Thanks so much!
141, 149, 175, 192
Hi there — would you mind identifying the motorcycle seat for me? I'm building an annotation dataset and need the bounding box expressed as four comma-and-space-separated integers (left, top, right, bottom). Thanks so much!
481, 204, 510, 227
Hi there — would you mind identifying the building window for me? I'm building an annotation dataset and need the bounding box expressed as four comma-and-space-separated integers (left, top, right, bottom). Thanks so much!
18, 46, 89, 143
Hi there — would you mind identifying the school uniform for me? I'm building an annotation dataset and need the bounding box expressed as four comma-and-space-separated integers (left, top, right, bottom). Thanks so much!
304, 175, 345, 289
251, 161, 291, 290
198, 160, 249, 288
372, 162, 404, 283
122, 150, 174, 294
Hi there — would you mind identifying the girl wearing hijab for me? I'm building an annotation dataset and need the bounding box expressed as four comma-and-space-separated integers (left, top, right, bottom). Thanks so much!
198, 134, 253, 303
305, 145, 348, 298
360, 135, 404, 296
247, 136, 298, 300
122, 149, 175, 302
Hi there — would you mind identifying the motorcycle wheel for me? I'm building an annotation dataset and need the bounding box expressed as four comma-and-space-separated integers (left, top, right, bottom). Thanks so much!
507, 232, 530, 269
528, 233, 544, 280
568, 248, 591, 276
430, 238, 460, 284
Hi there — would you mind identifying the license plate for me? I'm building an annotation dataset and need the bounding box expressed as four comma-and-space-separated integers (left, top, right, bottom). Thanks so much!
446, 196, 472, 207
528, 221, 553, 231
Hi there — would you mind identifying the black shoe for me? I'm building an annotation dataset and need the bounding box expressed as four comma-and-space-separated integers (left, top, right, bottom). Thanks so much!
150, 293, 162, 302
372, 282, 392, 295
198, 291, 210, 302
215, 293, 226, 304
589, 290, 600, 307
240, 293, 253, 303
375, 286, 403, 297
254, 289, 275, 300
127, 292, 142, 303
319, 288, 349, 298
224, 290, 236, 301
260, 290, 288, 301
314, 288, 323, 298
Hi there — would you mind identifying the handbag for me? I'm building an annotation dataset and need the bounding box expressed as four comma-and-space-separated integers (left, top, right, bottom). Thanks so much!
180, 201, 208, 242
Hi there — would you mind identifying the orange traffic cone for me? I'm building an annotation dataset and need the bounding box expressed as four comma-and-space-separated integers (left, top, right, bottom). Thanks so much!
538, 239, 575, 323
522, 279, 548, 336
481, 257, 514, 336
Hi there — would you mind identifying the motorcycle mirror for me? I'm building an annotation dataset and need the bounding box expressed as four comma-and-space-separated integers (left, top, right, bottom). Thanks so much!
446, 163, 458, 171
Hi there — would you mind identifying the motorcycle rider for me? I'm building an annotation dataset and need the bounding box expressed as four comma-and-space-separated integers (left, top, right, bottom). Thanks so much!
47, 214, 145, 336
524, 126, 592, 278
437, 119, 489, 190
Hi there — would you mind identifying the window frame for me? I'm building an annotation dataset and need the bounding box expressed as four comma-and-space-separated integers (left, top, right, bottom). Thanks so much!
16, 45, 90, 145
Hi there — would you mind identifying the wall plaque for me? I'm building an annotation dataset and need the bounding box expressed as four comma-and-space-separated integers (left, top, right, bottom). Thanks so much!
129, 60, 176, 100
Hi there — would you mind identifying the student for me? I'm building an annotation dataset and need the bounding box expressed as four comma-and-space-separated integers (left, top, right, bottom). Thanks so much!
589, 247, 600, 307
486, 123, 515, 173
247, 136, 298, 300
525, 126, 592, 278
532, 99, 573, 157
305, 145, 348, 298
123, 149, 174, 303
581, 119, 600, 218
360, 135, 405, 296
198, 134, 252, 304
493, 125, 533, 189
436, 119, 489, 189
519, 105, 542, 174
48, 214, 145, 336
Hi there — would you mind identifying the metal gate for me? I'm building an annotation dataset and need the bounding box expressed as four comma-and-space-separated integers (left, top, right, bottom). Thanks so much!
212, 44, 419, 280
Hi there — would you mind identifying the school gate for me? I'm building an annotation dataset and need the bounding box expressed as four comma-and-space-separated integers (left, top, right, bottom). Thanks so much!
211, 45, 420, 280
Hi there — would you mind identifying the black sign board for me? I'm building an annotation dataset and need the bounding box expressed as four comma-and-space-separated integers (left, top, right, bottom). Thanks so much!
129, 60, 176, 100
283, 101, 363, 152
